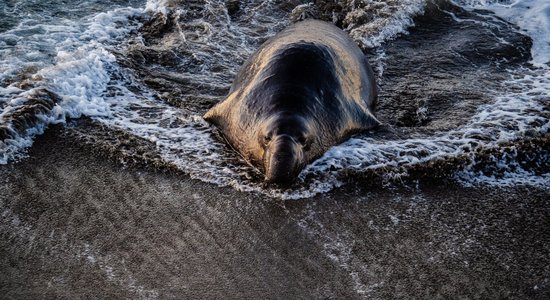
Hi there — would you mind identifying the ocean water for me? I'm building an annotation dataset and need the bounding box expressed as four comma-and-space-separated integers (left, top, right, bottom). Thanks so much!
0, 0, 548, 199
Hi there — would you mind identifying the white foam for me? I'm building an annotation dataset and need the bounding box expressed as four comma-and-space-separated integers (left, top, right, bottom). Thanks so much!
344, 0, 426, 48
93, 79, 243, 185
145, 0, 169, 15
457, 162, 550, 189
0, 117, 48, 164
0, 6, 146, 164
454, 0, 550, 66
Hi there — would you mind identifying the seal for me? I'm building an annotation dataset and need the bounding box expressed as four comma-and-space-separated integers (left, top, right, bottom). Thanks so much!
204, 19, 380, 184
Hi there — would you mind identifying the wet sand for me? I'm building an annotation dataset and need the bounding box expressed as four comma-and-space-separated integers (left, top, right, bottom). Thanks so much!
1, 125, 549, 299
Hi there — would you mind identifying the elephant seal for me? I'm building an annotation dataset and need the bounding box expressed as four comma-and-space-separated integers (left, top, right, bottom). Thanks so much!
204, 19, 380, 184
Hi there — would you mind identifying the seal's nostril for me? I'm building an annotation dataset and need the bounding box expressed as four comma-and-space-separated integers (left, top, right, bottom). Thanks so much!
264, 139, 300, 184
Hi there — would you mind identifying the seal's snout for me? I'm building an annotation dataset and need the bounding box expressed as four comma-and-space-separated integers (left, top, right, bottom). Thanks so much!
264, 135, 303, 185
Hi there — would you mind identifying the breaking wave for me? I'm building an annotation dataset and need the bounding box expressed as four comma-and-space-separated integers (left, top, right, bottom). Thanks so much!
1, 0, 548, 199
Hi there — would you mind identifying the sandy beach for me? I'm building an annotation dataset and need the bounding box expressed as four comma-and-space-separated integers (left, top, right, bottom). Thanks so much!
1, 125, 548, 299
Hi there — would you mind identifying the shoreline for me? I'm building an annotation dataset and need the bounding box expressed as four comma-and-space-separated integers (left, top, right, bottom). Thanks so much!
1, 125, 548, 298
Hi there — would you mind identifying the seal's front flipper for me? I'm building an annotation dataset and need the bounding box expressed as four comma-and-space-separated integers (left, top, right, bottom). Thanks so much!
359, 110, 381, 130
203, 106, 221, 125
203, 93, 236, 127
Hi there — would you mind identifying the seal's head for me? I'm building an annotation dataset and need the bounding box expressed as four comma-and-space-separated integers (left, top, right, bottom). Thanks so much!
259, 114, 314, 184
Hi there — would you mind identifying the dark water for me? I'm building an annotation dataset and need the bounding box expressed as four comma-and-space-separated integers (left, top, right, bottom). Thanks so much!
0, 0, 549, 196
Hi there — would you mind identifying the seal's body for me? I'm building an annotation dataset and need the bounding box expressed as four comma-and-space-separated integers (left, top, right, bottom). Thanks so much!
204, 20, 379, 184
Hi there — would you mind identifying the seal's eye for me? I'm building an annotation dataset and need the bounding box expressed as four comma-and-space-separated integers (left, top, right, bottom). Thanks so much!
262, 133, 272, 146
298, 135, 311, 151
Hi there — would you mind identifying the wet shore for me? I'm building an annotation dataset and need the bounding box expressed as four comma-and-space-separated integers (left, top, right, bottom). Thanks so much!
1, 125, 548, 299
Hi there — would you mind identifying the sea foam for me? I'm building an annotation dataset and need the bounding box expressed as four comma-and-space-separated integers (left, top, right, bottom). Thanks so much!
454, 0, 550, 66
0, 5, 146, 163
